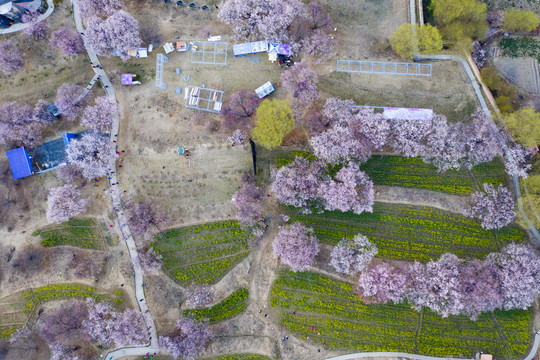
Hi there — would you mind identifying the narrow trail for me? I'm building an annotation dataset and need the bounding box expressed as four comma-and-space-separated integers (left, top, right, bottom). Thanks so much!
0, 0, 55, 35
70, 0, 159, 358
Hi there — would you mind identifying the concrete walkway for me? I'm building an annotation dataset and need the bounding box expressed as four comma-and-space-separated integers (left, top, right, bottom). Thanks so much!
0, 0, 54, 35
71, 0, 159, 358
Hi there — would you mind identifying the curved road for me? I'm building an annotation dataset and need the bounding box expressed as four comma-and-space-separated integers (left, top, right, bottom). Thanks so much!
0, 0, 54, 35
71, 0, 159, 358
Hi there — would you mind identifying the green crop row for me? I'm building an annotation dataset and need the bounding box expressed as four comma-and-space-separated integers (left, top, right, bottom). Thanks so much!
273, 153, 506, 195
183, 288, 249, 323
0, 325, 19, 339
154, 222, 251, 286
270, 271, 532, 359
285, 202, 526, 262
498, 37, 540, 62
203, 355, 271, 360
34, 218, 104, 249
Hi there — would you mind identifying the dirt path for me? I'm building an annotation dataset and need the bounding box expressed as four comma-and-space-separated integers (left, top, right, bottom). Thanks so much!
374, 185, 469, 214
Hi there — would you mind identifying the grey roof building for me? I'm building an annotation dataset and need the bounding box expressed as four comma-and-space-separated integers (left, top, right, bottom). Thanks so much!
0, 0, 47, 28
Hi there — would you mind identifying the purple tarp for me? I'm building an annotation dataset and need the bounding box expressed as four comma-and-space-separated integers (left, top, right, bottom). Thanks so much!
121, 74, 133, 85
278, 44, 290, 55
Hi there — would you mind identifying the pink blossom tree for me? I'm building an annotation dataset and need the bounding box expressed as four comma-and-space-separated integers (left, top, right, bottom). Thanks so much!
218, 0, 307, 41
281, 61, 319, 116
0, 41, 24, 74
46, 184, 88, 224
227, 129, 247, 145
221, 90, 262, 131
125, 199, 171, 244
66, 130, 116, 179
318, 162, 374, 214
270, 157, 329, 211
504, 138, 534, 178
79, 0, 124, 17
232, 174, 264, 226
322, 97, 356, 125
54, 83, 85, 121
272, 222, 320, 272
463, 110, 501, 168
304, 106, 329, 136
0, 102, 42, 146
307, 1, 332, 30
86, 10, 141, 60
137, 247, 163, 276
81, 96, 120, 132
22, 12, 48, 40
300, 29, 336, 61
356, 263, 409, 304
487, 243, 540, 310
407, 254, 463, 317
159, 317, 214, 360
32, 99, 57, 125
50, 27, 84, 55
184, 285, 215, 309
40, 300, 89, 359
56, 164, 82, 183
329, 234, 378, 275
311, 125, 372, 164
459, 260, 502, 319
83, 299, 148, 347
464, 183, 515, 229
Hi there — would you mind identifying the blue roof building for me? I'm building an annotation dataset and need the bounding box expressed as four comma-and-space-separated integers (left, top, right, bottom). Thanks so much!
6, 146, 33, 179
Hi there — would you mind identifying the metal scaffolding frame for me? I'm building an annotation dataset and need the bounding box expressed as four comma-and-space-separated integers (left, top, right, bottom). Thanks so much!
185, 85, 224, 113
155, 54, 168, 90
336, 60, 432, 77
191, 41, 229, 65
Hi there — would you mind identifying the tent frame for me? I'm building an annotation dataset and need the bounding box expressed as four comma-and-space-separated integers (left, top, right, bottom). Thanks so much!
191, 41, 229, 65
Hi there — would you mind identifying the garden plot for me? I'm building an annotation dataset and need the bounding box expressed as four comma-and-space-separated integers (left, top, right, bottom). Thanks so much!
270, 271, 532, 359
320, 61, 478, 123
497, 37, 540, 63
183, 288, 249, 324
274, 153, 507, 195
33, 218, 107, 249
152, 221, 251, 286
480, 0, 540, 13
285, 203, 526, 262
0, 283, 124, 339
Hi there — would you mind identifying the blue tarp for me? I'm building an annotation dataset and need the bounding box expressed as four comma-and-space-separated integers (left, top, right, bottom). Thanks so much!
63, 133, 76, 148
6, 147, 33, 179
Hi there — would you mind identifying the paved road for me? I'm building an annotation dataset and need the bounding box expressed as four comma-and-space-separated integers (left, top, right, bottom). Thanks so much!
71, 0, 160, 358
0, 0, 54, 35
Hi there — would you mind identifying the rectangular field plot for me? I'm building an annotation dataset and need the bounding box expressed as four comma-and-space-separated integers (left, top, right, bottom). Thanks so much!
153, 221, 251, 286
336, 60, 432, 76
270, 271, 532, 359
285, 203, 526, 262
33, 218, 106, 250
273, 153, 507, 195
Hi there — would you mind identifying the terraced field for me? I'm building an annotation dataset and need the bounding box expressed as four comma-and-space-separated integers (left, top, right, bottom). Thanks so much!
33, 218, 106, 249
285, 203, 526, 262
274, 153, 507, 195
270, 271, 532, 359
152, 221, 251, 286
183, 288, 249, 324
0, 283, 123, 338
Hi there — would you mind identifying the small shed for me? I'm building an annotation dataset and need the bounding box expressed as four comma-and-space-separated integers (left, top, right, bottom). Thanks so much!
63, 133, 76, 148
6, 147, 33, 180
177, 41, 188, 52
255, 81, 275, 99
163, 42, 175, 54
137, 48, 148, 58
480, 355, 493, 360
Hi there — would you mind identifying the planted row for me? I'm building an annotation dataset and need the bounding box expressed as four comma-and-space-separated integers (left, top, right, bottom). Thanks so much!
183, 288, 249, 323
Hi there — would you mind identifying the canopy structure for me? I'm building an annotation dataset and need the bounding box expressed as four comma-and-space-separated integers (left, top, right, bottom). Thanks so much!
6, 146, 33, 179
383, 107, 433, 121
122, 73, 133, 85
63, 133, 76, 148
233, 40, 268, 56
278, 44, 291, 55
255, 81, 275, 99
268, 42, 279, 54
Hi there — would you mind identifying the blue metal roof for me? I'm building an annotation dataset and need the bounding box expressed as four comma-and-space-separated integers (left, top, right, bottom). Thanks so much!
63, 133, 76, 148
6, 147, 33, 179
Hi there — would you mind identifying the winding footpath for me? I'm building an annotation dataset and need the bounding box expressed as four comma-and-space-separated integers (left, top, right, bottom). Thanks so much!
71, 0, 159, 358
0, 0, 54, 35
